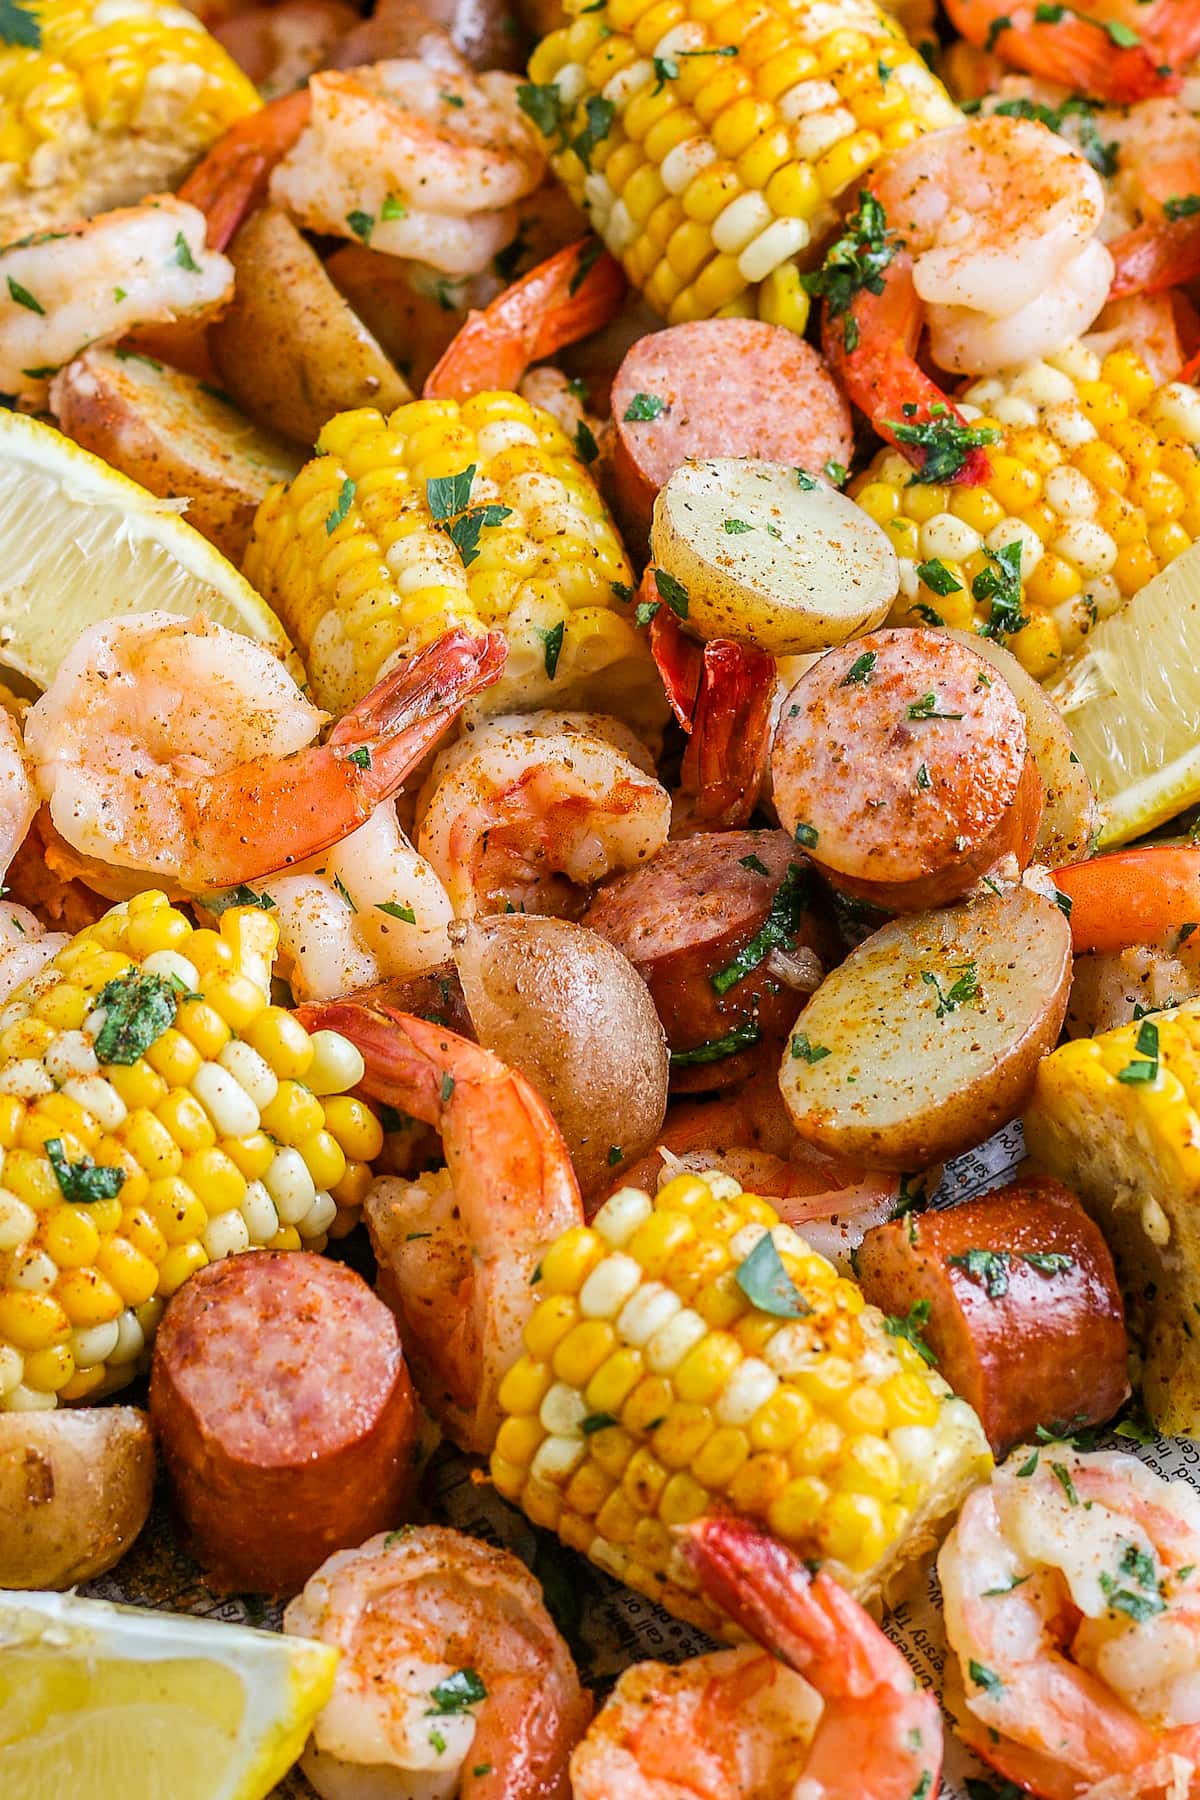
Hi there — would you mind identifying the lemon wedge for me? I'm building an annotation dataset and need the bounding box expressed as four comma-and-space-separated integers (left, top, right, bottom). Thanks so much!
1050, 542, 1200, 848
0, 410, 294, 689
0, 1589, 336, 1800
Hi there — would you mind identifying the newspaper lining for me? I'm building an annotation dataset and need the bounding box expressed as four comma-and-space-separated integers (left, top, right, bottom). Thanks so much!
83, 1117, 1197, 1798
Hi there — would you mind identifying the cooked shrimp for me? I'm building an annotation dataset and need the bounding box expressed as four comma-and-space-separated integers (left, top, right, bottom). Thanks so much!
0, 905, 68, 1003
940, 1444, 1200, 1797
647, 602, 776, 832
0, 708, 36, 886
571, 1514, 942, 1800
268, 62, 545, 276
24, 612, 504, 893
1106, 96, 1200, 296
415, 710, 670, 919
295, 1000, 583, 1451
824, 116, 1111, 478
942, 0, 1199, 104
284, 1526, 591, 1800
0, 198, 232, 403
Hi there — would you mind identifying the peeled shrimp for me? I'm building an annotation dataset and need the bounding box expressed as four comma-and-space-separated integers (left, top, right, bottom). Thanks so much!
284, 1525, 590, 1800
268, 61, 545, 276
571, 1514, 942, 1800
0, 198, 232, 402
940, 1443, 1200, 1797
24, 612, 503, 893
295, 1000, 583, 1452
943, 0, 1200, 105
415, 710, 670, 919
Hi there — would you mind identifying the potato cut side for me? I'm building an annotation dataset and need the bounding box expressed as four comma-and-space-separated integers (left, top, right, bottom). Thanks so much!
650, 458, 898, 655
0, 1407, 154, 1590
779, 887, 1071, 1168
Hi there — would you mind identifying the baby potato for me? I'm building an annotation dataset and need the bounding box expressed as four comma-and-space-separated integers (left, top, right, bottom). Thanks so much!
454, 914, 668, 1196
649, 459, 898, 655
0, 1406, 155, 1589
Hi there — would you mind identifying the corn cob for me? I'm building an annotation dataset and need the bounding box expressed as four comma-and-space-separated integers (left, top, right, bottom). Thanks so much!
490, 1169, 991, 1632
523, 0, 959, 327
0, 891, 384, 1413
244, 393, 666, 735
1025, 1005, 1200, 1439
850, 339, 1200, 680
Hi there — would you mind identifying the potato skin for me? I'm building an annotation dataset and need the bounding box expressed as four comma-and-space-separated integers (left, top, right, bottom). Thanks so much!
0, 1407, 154, 1589
209, 206, 411, 445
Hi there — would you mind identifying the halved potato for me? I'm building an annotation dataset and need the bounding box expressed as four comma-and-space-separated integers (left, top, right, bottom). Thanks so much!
0, 1406, 154, 1589
649, 458, 898, 654
779, 887, 1072, 1168
209, 205, 412, 445
51, 348, 302, 564
947, 629, 1097, 867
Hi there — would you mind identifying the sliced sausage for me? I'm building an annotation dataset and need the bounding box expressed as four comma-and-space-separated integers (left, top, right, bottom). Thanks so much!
585, 830, 837, 1093
854, 1175, 1128, 1455
610, 319, 853, 543
150, 1252, 417, 1595
770, 628, 1044, 912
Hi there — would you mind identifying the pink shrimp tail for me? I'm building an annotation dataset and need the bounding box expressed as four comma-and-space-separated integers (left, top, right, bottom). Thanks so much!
1110, 214, 1200, 299
648, 604, 774, 828
942, 0, 1177, 102
294, 999, 457, 1127
179, 88, 312, 252
326, 626, 507, 787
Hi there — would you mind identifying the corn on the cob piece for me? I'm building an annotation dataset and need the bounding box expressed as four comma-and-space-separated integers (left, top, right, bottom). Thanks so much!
0, 0, 259, 240
490, 1169, 991, 1632
851, 339, 1200, 680
1025, 1005, 1200, 1439
523, 0, 958, 326
0, 890, 384, 1413
244, 392, 666, 734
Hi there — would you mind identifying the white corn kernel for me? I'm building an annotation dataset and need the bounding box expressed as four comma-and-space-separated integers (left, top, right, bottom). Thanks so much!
770, 1224, 811, 1260
1, 1382, 57, 1411
762, 1323, 813, 1375
986, 517, 1043, 575
605, 196, 636, 255
203, 1208, 251, 1260
540, 1381, 588, 1436
298, 1190, 337, 1238
240, 1181, 279, 1245
617, 1281, 681, 1345
71, 1320, 120, 1368
661, 135, 717, 195
961, 377, 1003, 409
991, 395, 1039, 429
1084, 572, 1122, 620
1047, 340, 1101, 383
738, 216, 811, 283
897, 559, 919, 600
43, 1031, 98, 1083
218, 1040, 279, 1110
1010, 360, 1076, 407
919, 513, 982, 562
1044, 465, 1098, 520
0, 1190, 34, 1252
711, 190, 773, 255
305, 1029, 365, 1096
5, 1249, 57, 1292
715, 1357, 778, 1426
61, 1075, 127, 1132
699, 1171, 742, 1203
593, 1186, 654, 1248
108, 1310, 145, 1365
531, 1434, 587, 1483
652, 21, 705, 55
603, 56, 655, 108
778, 77, 842, 118
551, 60, 587, 105
645, 1307, 708, 1374
580, 1252, 643, 1319
728, 1223, 768, 1263
141, 950, 200, 991
1042, 404, 1096, 450
1147, 382, 1200, 445
0, 1344, 21, 1393
191, 1062, 259, 1138
889, 1423, 936, 1475
792, 106, 856, 161
264, 1148, 316, 1224
1053, 521, 1116, 577
0, 1059, 54, 1098
0, 1002, 28, 1036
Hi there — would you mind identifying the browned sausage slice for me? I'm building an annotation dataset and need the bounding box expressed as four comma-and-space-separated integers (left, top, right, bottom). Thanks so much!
585, 830, 836, 1093
150, 1252, 417, 1595
610, 319, 853, 541
770, 628, 1044, 912
854, 1175, 1128, 1455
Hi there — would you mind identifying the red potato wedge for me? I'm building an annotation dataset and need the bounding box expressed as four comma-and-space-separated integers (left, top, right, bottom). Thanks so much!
779, 886, 1072, 1168
0, 1407, 154, 1589
854, 1175, 1128, 1455
209, 205, 411, 445
50, 348, 301, 564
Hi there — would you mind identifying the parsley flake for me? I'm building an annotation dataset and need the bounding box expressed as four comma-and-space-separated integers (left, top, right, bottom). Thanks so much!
885, 415, 1001, 483
800, 190, 895, 353
428, 1670, 487, 1714
0, 0, 40, 47
791, 1032, 831, 1063
624, 391, 667, 422
884, 1299, 937, 1364
6, 274, 42, 314
173, 231, 201, 273
711, 863, 811, 994
915, 558, 964, 597
735, 1231, 811, 1318
346, 209, 374, 243
670, 1021, 761, 1066
325, 476, 356, 535
376, 901, 417, 923
94, 969, 179, 1064
541, 618, 565, 680
841, 650, 877, 686
652, 566, 689, 618
46, 1137, 125, 1206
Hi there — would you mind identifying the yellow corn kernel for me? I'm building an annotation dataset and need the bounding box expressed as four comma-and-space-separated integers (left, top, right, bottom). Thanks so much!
124, 906, 192, 960
321, 1095, 383, 1163
949, 486, 1005, 534
38, 1205, 100, 1269
1072, 438, 1129, 494
179, 1147, 246, 1214
1009, 613, 1062, 679
145, 1027, 203, 1087
1101, 347, 1156, 411
525, 1294, 580, 1360
242, 1008, 314, 1081
24, 1342, 75, 1392
332, 1160, 372, 1210
157, 1241, 208, 1296
4, 1149, 61, 1212
748, 1385, 813, 1453
767, 1474, 830, 1538
882, 1370, 940, 1428
155, 1090, 216, 1155
553, 1319, 618, 1386
106, 1059, 167, 1111
222, 1132, 275, 1181
1150, 519, 1192, 565
32, 983, 89, 1032
1024, 552, 1082, 608
673, 1331, 741, 1405
1113, 538, 1160, 596
728, 1450, 789, 1514
0, 1289, 70, 1349
259, 1080, 325, 1147
55, 1267, 123, 1328
175, 999, 231, 1061
494, 1413, 543, 1467
121, 1110, 183, 1181
821, 1490, 889, 1566
902, 484, 950, 525
1130, 468, 1184, 523
145, 1176, 207, 1245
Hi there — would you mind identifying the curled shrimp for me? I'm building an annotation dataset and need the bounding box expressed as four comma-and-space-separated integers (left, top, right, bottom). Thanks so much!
647, 602, 776, 832
571, 1514, 942, 1800
940, 1444, 1200, 1798
824, 116, 1111, 479
0, 711, 61, 1001
415, 710, 671, 919
268, 61, 545, 276
295, 1000, 583, 1452
0, 198, 232, 404
23, 612, 504, 893
942, 0, 1200, 105
284, 1525, 591, 1800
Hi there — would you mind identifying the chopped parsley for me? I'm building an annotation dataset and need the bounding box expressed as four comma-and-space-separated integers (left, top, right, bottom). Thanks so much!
571, 95, 614, 171
739, 853, 769, 875
910, 601, 946, 626
325, 476, 356, 535
791, 1032, 832, 1063
376, 901, 417, 923
634, 598, 660, 629
884, 415, 1001, 484
0, 0, 41, 47
1017, 1448, 1040, 1477
1053, 887, 1073, 920
429, 1728, 447, 1755
968, 1660, 1004, 1696
1023, 1251, 1074, 1276
921, 960, 980, 1019
623, 391, 667, 422
574, 418, 599, 465
1049, 1460, 1079, 1505
841, 650, 877, 686
173, 231, 201, 273
607, 1145, 623, 1166
670, 1020, 761, 1066
428, 1670, 487, 1714
46, 1137, 125, 1205
346, 745, 371, 770
652, 566, 689, 619
332, 872, 357, 913
711, 863, 811, 994
884, 1299, 936, 1364
381, 193, 408, 221
568, 237, 604, 295
6, 275, 42, 314
1166, 195, 1200, 222
1117, 1018, 1159, 1084
915, 558, 964, 597
346, 209, 374, 243
723, 517, 753, 534
581, 1411, 618, 1434
906, 691, 964, 722
735, 1230, 811, 1318
795, 467, 818, 490
426, 463, 512, 568
824, 459, 847, 486
1033, 1, 1139, 45
439, 89, 465, 107
440, 1072, 455, 1104
516, 82, 564, 140
947, 1248, 1013, 1300
974, 542, 1027, 640
540, 618, 565, 679
793, 822, 819, 848
916, 762, 931, 790
93, 969, 180, 1063
800, 190, 895, 353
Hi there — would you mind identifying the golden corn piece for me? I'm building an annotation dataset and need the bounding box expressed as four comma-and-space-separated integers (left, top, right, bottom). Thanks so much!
491, 1169, 991, 1633
853, 339, 1200, 681
0, 891, 384, 1413
0, 0, 259, 239
524, 0, 958, 326
244, 391, 665, 733
1026, 1006, 1200, 1439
